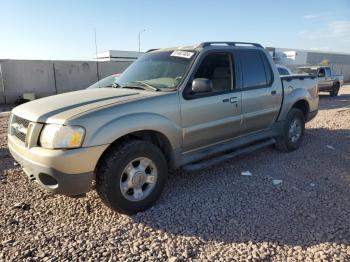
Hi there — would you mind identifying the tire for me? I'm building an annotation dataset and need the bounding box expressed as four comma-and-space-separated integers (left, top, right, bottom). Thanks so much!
330, 82, 340, 97
96, 140, 168, 215
275, 108, 305, 152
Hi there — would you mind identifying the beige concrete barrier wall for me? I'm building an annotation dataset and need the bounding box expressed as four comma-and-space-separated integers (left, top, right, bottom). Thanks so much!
98, 61, 131, 79
0, 60, 132, 104
53, 61, 99, 93
0, 60, 56, 104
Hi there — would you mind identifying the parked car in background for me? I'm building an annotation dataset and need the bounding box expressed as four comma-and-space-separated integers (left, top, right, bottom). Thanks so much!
297, 66, 344, 96
8, 42, 319, 214
276, 64, 292, 76
87, 74, 120, 89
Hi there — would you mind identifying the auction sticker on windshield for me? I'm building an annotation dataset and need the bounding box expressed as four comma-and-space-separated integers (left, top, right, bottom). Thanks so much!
170, 50, 194, 59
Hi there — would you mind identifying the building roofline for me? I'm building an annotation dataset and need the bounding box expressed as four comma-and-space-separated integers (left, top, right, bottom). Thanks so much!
267, 46, 350, 56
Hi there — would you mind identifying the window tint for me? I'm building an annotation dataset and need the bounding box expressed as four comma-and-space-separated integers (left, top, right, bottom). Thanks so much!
325, 67, 331, 77
240, 50, 267, 88
194, 53, 233, 92
278, 67, 290, 76
261, 53, 273, 84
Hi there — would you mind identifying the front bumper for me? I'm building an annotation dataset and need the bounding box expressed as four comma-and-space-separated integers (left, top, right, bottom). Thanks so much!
8, 135, 108, 196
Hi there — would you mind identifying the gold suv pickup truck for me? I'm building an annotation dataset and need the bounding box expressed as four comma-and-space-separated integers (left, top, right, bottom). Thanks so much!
8, 42, 319, 214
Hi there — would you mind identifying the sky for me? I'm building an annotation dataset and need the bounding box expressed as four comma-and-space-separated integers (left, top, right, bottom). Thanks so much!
0, 0, 349, 60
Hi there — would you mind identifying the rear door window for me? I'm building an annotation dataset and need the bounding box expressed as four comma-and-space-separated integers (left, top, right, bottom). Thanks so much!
240, 50, 268, 88
325, 68, 331, 77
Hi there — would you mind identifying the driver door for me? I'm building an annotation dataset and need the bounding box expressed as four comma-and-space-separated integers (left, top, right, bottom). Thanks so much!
180, 51, 242, 152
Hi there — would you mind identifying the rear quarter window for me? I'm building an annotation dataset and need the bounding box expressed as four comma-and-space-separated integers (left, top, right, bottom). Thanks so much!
278, 67, 290, 76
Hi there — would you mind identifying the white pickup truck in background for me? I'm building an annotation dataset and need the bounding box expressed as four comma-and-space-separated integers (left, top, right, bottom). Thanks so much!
298, 66, 344, 96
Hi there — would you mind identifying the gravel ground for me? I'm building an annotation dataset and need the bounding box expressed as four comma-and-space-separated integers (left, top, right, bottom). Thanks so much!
1, 86, 350, 261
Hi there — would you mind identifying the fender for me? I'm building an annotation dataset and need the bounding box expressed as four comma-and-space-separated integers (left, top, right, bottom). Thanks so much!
278, 86, 316, 121
83, 112, 182, 150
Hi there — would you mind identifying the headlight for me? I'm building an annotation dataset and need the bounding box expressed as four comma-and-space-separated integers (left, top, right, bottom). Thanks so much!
40, 124, 85, 149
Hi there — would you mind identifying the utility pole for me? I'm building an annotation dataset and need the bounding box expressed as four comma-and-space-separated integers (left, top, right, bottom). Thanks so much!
138, 29, 146, 53
94, 28, 100, 81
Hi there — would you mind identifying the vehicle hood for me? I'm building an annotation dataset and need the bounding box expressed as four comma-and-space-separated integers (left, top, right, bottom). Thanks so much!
12, 88, 154, 124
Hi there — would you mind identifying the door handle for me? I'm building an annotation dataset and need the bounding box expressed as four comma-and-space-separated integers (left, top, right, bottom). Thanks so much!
230, 97, 238, 103
223, 97, 238, 104
271, 90, 277, 95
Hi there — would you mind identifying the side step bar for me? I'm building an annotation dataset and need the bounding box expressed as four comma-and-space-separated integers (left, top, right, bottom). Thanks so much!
182, 138, 276, 172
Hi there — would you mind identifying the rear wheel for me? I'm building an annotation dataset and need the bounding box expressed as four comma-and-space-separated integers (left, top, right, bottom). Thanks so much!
96, 140, 168, 215
276, 108, 305, 152
330, 82, 340, 97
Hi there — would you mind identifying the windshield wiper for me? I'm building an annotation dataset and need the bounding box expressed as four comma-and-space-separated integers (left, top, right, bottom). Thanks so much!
123, 81, 160, 91
105, 83, 121, 88
111, 83, 121, 88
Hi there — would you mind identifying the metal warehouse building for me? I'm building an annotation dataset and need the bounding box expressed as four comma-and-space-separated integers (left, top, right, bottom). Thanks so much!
267, 47, 350, 81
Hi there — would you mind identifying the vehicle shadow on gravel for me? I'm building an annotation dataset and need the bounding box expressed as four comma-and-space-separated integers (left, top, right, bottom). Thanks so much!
319, 92, 350, 110
132, 128, 350, 247
0, 147, 12, 172
0, 146, 10, 156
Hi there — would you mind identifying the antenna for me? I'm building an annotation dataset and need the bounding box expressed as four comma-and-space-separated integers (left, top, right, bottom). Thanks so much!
94, 28, 100, 81
0, 64, 6, 104
138, 29, 146, 53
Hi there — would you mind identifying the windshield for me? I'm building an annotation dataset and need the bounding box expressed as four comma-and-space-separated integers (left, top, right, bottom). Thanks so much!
87, 74, 120, 89
116, 50, 196, 90
297, 68, 317, 75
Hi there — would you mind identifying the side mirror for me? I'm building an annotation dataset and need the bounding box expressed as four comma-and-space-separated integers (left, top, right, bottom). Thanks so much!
191, 78, 213, 93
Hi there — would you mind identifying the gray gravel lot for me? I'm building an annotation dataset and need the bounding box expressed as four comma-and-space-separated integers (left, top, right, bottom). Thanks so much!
1, 86, 350, 261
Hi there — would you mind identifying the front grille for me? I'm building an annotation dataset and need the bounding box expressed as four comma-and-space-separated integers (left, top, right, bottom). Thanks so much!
11, 115, 30, 143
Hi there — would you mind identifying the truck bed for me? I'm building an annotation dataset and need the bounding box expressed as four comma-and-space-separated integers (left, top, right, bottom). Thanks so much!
281, 74, 317, 95
278, 74, 319, 122
280, 74, 316, 81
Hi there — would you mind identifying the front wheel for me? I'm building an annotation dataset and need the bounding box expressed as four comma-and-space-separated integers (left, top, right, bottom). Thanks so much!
96, 140, 168, 215
276, 108, 305, 152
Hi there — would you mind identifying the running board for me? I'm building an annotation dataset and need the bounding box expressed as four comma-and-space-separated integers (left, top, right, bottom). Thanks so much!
182, 138, 276, 172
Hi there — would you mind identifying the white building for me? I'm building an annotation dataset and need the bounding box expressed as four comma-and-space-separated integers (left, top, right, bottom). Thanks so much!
95, 50, 143, 62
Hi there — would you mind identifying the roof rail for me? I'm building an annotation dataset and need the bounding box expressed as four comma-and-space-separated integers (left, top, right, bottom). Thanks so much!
199, 42, 263, 48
